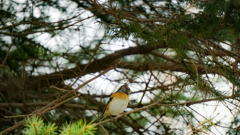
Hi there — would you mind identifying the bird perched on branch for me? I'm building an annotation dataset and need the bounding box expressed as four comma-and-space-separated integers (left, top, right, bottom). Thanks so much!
98, 84, 132, 121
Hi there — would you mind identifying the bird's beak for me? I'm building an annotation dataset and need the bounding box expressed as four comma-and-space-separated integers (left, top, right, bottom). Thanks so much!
129, 90, 132, 94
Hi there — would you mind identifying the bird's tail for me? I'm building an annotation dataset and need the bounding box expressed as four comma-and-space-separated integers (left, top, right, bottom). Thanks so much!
96, 113, 105, 122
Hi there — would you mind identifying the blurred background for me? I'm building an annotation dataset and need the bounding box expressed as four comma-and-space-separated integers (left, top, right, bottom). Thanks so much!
1, 0, 240, 134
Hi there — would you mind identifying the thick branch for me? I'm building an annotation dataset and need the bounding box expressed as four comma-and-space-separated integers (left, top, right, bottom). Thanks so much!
0, 102, 99, 111
117, 61, 223, 75
0, 43, 166, 91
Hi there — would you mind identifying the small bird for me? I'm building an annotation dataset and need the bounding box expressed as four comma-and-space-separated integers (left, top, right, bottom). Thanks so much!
98, 84, 132, 121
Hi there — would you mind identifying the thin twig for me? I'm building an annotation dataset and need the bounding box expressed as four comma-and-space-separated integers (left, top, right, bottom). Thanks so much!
1, 44, 13, 67
99, 124, 110, 135
70, 42, 101, 87
185, 113, 219, 135
1, 22, 14, 67
188, 59, 199, 102
97, 95, 168, 126
50, 85, 72, 91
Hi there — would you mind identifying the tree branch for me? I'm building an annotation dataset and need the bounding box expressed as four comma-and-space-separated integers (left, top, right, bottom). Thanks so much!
0, 43, 167, 91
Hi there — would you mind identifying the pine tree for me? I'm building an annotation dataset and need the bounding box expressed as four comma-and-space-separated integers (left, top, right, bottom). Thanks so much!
1, 0, 240, 134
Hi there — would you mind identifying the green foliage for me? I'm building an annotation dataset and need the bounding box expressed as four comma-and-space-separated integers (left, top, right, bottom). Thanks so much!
129, 113, 148, 127
24, 115, 58, 135
59, 119, 97, 135
227, 113, 240, 135
204, 0, 228, 16
23, 115, 97, 135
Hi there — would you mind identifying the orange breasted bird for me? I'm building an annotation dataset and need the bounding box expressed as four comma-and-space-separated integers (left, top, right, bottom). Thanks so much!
98, 84, 132, 121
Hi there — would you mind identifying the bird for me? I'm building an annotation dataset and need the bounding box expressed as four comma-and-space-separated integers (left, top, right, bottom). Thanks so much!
98, 84, 132, 121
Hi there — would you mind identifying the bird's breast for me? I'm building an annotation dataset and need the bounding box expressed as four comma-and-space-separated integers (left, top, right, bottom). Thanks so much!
108, 94, 129, 115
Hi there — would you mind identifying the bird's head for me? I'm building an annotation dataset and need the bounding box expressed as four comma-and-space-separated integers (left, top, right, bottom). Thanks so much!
117, 84, 132, 95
